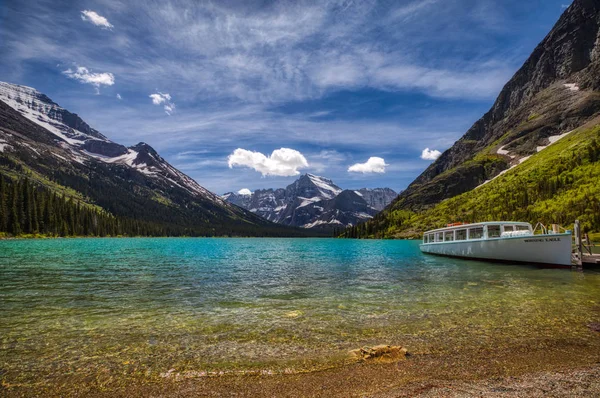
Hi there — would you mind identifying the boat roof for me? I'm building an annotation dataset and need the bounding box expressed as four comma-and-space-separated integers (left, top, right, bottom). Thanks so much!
425, 221, 532, 234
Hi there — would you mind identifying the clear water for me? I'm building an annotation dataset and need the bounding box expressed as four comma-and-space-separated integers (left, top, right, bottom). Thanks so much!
1, 238, 599, 385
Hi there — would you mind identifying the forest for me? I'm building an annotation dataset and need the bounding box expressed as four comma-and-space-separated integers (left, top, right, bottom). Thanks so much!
0, 175, 317, 238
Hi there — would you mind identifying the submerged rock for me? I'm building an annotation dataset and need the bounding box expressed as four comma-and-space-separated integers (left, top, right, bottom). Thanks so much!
588, 323, 600, 332
349, 344, 408, 362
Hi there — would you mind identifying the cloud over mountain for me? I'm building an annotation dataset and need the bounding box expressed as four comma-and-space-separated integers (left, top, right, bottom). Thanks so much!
62, 65, 114, 92
228, 148, 309, 177
421, 148, 442, 160
348, 157, 387, 174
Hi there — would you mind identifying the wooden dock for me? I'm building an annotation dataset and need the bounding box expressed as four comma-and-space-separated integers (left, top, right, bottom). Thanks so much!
573, 220, 599, 268
582, 254, 600, 265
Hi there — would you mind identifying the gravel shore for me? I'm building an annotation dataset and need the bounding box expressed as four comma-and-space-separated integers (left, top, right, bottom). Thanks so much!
375, 365, 600, 397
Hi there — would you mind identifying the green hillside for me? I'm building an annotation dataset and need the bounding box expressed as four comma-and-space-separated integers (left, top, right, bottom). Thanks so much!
342, 122, 600, 239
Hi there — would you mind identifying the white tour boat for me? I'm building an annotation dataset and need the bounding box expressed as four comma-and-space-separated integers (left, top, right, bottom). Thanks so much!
420, 222, 573, 266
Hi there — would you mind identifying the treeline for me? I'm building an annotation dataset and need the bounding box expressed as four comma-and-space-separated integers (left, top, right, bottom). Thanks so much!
340, 127, 600, 239
0, 176, 168, 237
337, 210, 411, 239
0, 176, 321, 238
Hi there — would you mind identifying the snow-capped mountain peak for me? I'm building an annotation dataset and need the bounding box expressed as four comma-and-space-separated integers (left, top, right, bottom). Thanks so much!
0, 82, 107, 145
0, 81, 224, 206
222, 174, 397, 230
304, 173, 343, 199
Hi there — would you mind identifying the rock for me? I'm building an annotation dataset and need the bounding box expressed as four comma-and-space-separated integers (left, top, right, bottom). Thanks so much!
82, 139, 128, 157
349, 344, 409, 362
588, 323, 600, 332
284, 310, 303, 318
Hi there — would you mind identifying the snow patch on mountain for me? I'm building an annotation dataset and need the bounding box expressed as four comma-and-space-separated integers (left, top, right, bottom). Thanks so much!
298, 196, 322, 208
0, 81, 225, 206
564, 83, 580, 91
0, 140, 11, 152
0, 82, 107, 145
306, 173, 342, 199
222, 174, 397, 229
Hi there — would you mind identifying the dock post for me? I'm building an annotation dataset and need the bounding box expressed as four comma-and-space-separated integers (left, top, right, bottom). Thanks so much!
574, 220, 583, 269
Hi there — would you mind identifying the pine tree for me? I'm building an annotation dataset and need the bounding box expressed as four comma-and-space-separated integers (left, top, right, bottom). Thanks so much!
0, 176, 7, 232
10, 184, 20, 236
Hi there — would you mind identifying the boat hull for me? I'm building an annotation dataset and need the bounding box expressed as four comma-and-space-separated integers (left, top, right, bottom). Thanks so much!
419, 233, 572, 266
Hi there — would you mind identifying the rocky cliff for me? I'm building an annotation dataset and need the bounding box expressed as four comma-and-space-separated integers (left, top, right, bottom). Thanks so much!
391, 0, 600, 211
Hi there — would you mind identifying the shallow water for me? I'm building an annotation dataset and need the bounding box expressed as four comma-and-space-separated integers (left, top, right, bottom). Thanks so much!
1, 238, 599, 385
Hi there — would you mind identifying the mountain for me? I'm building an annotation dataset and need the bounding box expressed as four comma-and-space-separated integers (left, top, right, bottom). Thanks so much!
0, 81, 315, 237
347, 0, 600, 238
355, 188, 398, 211
222, 174, 397, 230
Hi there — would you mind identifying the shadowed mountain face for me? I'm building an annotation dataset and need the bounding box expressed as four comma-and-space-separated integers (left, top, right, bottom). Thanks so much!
389, 0, 600, 212
222, 174, 397, 230
0, 82, 314, 237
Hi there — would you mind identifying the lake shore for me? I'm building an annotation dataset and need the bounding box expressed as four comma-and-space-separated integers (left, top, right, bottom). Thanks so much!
3, 335, 599, 397
2, 238, 599, 397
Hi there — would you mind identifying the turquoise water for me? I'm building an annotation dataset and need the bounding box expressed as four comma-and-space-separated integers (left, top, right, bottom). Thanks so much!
1, 238, 600, 385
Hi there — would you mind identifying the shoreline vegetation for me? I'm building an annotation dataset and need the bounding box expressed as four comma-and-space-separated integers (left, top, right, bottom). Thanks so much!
1, 231, 598, 243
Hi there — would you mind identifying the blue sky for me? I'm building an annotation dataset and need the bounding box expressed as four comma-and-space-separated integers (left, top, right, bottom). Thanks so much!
1, 0, 572, 194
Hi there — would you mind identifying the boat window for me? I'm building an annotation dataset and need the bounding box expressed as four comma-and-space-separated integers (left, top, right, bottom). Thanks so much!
435, 232, 441, 242
429, 234, 435, 242
487, 225, 501, 238
444, 231, 454, 241
468, 227, 484, 239
503, 225, 514, 232
456, 229, 467, 241
516, 225, 530, 231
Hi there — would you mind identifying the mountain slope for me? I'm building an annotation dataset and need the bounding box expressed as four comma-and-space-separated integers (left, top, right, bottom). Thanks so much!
389, 0, 600, 212
344, 121, 600, 238
0, 82, 313, 237
356, 188, 398, 211
222, 174, 396, 229
349, 0, 600, 238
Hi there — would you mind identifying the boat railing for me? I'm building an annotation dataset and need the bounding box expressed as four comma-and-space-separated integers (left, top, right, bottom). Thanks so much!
533, 222, 571, 236
532, 222, 548, 235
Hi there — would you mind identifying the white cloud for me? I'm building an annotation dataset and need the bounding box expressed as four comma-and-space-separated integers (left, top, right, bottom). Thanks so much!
116, 93, 122, 100
228, 148, 309, 177
9, 1, 518, 105
421, 148, 442, 160
237, 188, 252, 195
149, 92, 176, 115
62, 66, 115, 92
348, 157, 387, 174
389, 0, 438, 21
150, 92, 171, 105
81, 10, 113, 29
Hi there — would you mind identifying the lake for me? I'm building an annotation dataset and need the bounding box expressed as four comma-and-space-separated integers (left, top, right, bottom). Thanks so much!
1, 238, 599, 391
